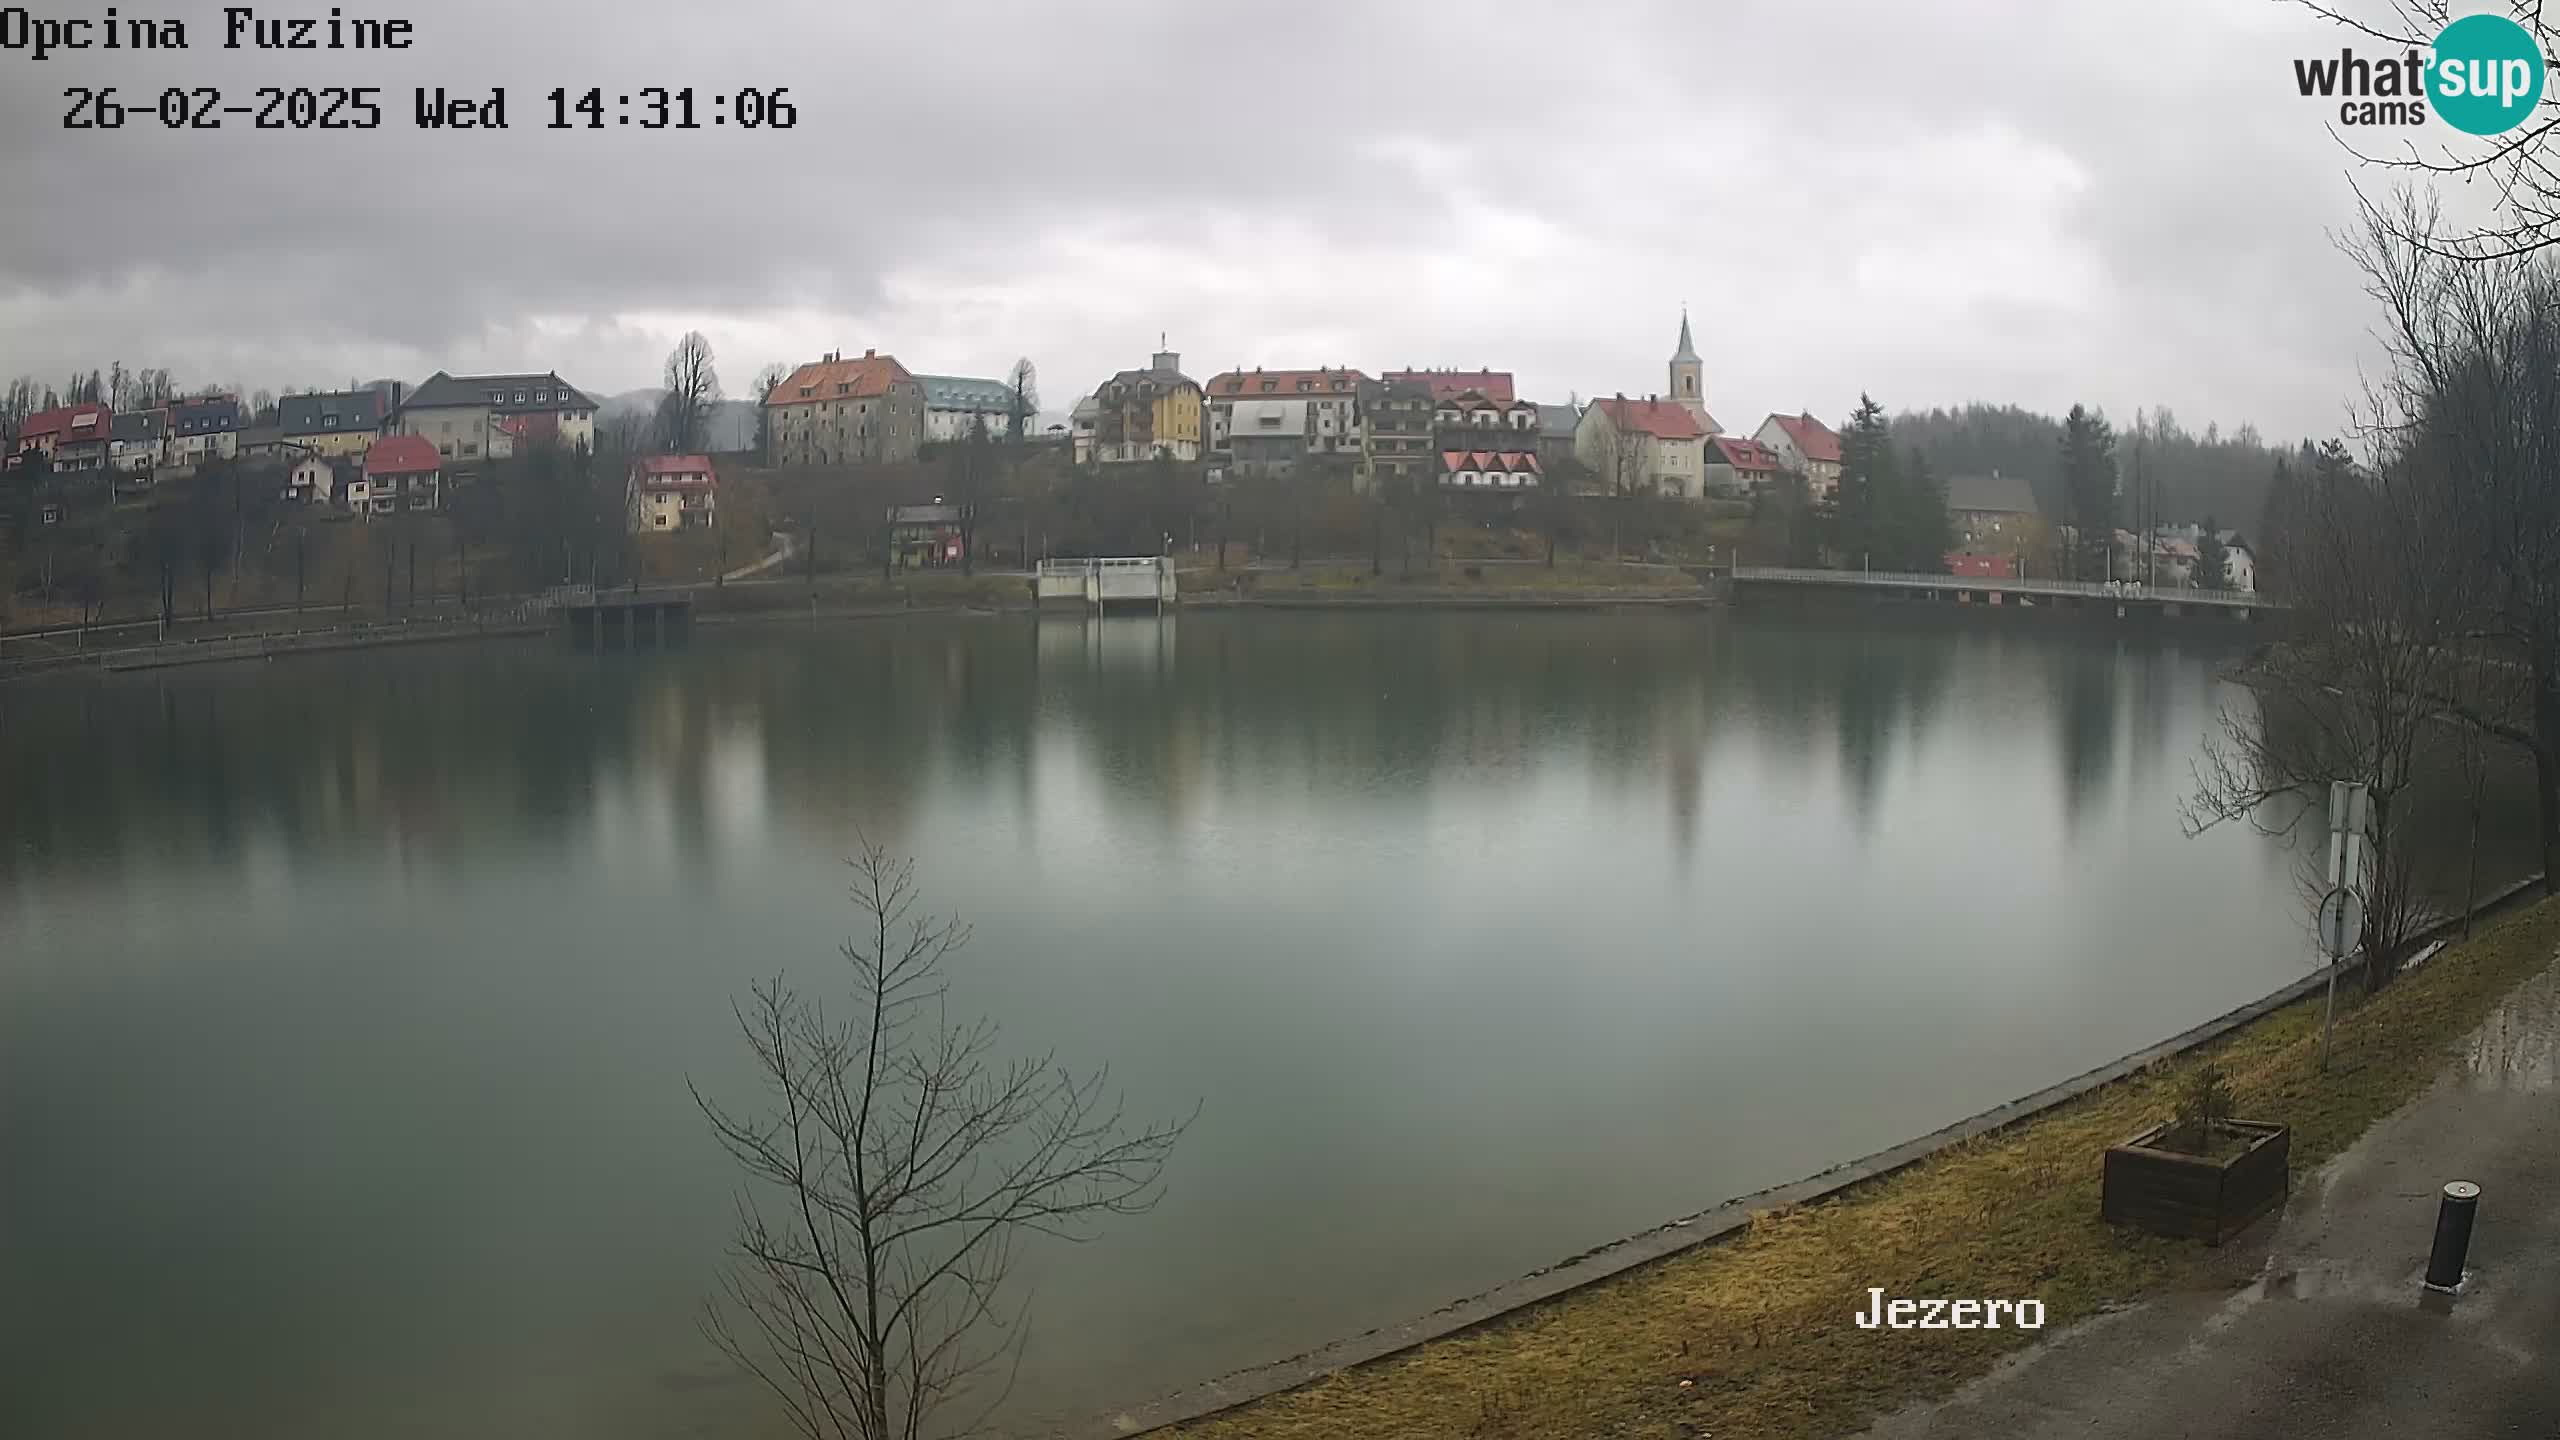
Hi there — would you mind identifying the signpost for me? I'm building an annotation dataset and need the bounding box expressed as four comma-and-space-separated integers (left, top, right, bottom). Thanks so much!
2320, 780, 2371, 1071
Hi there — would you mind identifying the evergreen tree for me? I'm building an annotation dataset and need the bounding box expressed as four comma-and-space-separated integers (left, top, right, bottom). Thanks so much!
2255, 454, 2300, 596
1836, 393, 1892, 568
2059, 404, 2117, 579
1895, 446, 1953, 572
2194, 515, 2229, 590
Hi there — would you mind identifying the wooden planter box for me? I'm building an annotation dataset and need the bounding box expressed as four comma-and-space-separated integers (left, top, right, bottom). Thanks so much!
2101, 1120, 2290, 1244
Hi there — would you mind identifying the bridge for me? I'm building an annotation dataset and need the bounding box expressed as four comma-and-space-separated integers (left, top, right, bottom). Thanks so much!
559, 586, 695, 651
1729, 565, 2273, 620
1036, 557, 1179, 613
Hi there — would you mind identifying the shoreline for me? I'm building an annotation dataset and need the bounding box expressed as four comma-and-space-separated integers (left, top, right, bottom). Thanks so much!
1090, 871, 2551, 1438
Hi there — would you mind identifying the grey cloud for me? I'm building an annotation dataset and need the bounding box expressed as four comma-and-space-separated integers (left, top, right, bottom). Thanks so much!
0, 0, 2428, 436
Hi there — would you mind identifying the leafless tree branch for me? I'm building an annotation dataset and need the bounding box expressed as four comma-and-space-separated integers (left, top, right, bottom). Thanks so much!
694, 839, 1193, 1440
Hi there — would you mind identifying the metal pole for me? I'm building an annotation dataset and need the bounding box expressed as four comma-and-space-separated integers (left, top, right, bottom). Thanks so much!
2425, 1181, 2480, 1291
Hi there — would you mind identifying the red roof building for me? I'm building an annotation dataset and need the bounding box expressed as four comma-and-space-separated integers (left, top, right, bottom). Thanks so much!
1383, 369, 1515, 404
629, 454, 718, 532
1203, 367, 1369, 466
1591, 395, 1707, 441
1764, 411, 1842, 464
1577, 395, 1714, 498
1707, 434, 1782, 493
12, 403, 112, 470
354, 435, 442, 519
1439, 449, 1542, 490
1948, 552, 2017, 579
764, 349, 928, 466
365, 434, 441, 476
1202, 366, 1369, 398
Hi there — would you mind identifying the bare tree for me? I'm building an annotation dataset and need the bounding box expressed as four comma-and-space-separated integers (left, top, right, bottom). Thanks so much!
694, 843, 1190, 1440
2184, 195, 2541, 985
2352, 193, 2560, 889
752, 362, 792, 465
658, 331, 724, 454
1004, 359, 1038, 449
2296, 1, 2560, 260
2183, 439, 2477, 991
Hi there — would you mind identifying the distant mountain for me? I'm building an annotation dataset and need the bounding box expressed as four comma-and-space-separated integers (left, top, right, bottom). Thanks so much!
600, 388, 758, 453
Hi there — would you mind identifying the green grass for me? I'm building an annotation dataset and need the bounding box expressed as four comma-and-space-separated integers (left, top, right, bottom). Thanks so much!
1174, 898, 2560, 1440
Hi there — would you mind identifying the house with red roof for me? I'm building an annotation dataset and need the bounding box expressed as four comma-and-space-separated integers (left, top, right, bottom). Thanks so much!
1201, 366, 1367, 471
11, 403, 112, 472
1381, 369, 1516, 404
1574, 394, 1711, 498
352, 434, 442, 518
1705, 435, 1784, 496
1440, 448, 1542, 492
628, 454, 718, 533
1754, 411, 1844, 497
764, 350, 925, 466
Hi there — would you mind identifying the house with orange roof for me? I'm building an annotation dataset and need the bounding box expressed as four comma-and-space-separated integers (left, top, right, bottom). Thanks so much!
1201, 366, 1368, 473
1754, 411, 1845, 498
763, 349, 926, 467
1575, 394, 1711, 498
1705, 435, 1784, 496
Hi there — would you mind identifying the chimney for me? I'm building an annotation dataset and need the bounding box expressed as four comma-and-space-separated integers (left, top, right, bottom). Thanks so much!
864, 348, 876, 359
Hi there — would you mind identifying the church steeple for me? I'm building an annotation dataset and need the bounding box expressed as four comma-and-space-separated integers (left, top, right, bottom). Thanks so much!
1669, 306, 1706, 424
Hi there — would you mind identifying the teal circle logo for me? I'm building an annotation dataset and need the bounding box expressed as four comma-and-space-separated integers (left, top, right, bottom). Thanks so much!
2429, 14, 2546, 135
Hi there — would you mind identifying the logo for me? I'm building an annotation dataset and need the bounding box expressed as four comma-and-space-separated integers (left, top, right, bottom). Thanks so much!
2292, 13, 2547, 133
2430, 13, 2545, 135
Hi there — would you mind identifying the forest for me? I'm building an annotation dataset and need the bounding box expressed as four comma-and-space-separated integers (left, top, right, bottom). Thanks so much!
1893, 401, 2305, 538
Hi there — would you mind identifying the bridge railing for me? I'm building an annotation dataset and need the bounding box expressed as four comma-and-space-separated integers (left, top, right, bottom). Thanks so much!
1729, 564, 2264, 607
1039, 557, 1168, 576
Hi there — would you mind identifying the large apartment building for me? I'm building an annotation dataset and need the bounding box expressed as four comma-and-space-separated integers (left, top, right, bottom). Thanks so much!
392, 371, 598, 464
1201, 366, 1367, 474
764, 350, 926, 467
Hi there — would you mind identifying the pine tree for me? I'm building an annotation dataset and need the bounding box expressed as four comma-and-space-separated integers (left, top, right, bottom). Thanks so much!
2194, 514, 2228, 590
1836, 393, 1891, 568
2059, 404, 2117, 579
1895, 446, 1953, 572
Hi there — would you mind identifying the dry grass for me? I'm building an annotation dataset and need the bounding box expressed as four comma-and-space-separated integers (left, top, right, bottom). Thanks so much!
1173, 898, 2560, 1440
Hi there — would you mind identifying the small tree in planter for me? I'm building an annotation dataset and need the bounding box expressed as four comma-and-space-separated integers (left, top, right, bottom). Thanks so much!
2102, 1064, 2290, 1244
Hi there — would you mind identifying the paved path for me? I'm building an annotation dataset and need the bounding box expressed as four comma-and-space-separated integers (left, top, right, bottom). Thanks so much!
1863, 958, 2560, 1440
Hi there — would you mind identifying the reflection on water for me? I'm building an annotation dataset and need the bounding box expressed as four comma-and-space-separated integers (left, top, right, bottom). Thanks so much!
0, 610, 2536, 1439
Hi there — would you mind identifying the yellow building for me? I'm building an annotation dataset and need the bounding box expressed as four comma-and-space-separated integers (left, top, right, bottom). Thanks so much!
628, 454, 718, 533
1091, 343, 1203, 464
278, 389, 389, 458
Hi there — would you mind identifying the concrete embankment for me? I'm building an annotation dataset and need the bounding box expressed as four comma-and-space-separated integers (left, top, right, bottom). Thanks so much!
1104, 875, 2552, 1440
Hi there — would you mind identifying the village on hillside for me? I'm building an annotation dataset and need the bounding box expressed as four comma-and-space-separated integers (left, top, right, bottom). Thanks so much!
0, 311, 2264, 629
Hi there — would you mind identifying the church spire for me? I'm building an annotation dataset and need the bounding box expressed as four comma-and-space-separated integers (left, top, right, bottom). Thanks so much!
1668, 305, 1708, 427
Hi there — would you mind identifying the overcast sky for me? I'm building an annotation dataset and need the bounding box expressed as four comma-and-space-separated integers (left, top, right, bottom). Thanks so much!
0, 0, 2481, 437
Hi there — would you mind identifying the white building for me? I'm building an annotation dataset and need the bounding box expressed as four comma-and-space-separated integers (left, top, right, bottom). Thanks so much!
1069, 395, 1099, 466
916, 374, 1024, 445
1575, 395, 1710, 497
393, 370, 599, 464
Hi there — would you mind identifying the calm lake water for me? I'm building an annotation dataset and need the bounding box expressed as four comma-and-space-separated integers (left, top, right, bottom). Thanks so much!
0, 609, 2532, 1437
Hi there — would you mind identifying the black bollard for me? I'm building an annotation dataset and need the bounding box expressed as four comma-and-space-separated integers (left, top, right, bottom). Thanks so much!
2424, 1181, 2480, 1291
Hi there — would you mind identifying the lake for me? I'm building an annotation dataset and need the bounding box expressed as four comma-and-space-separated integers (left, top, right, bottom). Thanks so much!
0, 609, 2531, 1437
